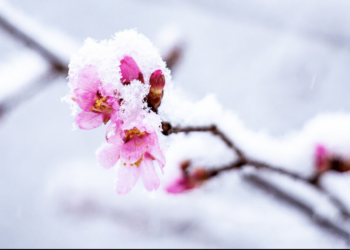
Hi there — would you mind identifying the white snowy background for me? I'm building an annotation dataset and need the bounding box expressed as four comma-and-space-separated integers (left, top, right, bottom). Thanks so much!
1, 0, 350, 248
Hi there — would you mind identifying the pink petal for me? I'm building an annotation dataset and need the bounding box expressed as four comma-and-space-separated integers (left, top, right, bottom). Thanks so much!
146, 132, 166, 171
97, 143, 120, 169
120, 135, 148, 163
76, 65, 100, 93
98, 82, 114, 97
112, 99, 120, 110
73, 88, 97, 111
115, 163, 141, 194
120, 56, 144, 84
74, 111, 104, 130
140, 155, 160, 192
110, 102, 120, 123
156, 159, 165, 174
106, 120, 124, 144
165, 177, 189, 194
315, 144, 328, 170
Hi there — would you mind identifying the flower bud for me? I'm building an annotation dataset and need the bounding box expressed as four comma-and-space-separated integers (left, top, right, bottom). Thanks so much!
150, 70, 165, 92
315, 144, 328, 172
165, 165, 209, 194
180, 160, 191, 173
192, 168, 210, 181
120, 55, 144, 85
314, 144, 350, 173
147, 69, 165, 112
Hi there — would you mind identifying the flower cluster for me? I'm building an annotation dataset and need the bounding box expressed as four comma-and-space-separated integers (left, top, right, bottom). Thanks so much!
65, 30, 170, 194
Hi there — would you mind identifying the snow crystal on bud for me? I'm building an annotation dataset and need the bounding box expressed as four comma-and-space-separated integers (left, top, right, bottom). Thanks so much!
68, 38, 119, 89
118, 80, 162, 133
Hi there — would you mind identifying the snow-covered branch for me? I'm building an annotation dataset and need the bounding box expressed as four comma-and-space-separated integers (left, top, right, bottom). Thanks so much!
163, 122, 350, 222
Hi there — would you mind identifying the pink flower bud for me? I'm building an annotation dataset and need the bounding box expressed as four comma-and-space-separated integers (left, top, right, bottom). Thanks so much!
147, 69, 165, 112
120, 55, 144, 84
314, 144, 350, 173
149, 70, 165, 92
192, 168, 210, 181
165, 176, 194, 194
165, 166, 209, 194
315, 144, 328, 172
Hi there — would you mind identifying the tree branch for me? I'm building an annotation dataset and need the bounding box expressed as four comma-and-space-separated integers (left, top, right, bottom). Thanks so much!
162, 122, 350, 221
164, 124, 246, 160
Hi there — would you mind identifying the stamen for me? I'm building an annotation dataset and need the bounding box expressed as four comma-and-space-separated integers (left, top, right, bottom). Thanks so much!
134, 141, 144, 147
135, 156, 143, 168
125, 127, 147, 142
90, 93, 113, 114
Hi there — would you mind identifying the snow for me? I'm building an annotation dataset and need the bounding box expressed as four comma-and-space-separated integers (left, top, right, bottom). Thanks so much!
68, 30, 170, 92
118, 80, 162, 133
0, 50, 48, 101
1, 0, 350, 248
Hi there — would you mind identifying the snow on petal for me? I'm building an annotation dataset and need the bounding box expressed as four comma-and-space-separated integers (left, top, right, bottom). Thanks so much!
120, 55, 144, 84
75, 65, 100, 93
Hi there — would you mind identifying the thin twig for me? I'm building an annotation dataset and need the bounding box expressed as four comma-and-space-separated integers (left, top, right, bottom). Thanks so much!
207, 159, 246, 177
163, 123, 350, 221
166, 124, 246, 160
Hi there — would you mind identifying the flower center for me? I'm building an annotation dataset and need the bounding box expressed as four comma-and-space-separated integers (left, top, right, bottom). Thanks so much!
90, 92, 113, 113
125, 127, 146, 143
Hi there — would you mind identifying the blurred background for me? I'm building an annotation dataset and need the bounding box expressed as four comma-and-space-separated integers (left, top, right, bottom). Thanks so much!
1, 0, 350, 247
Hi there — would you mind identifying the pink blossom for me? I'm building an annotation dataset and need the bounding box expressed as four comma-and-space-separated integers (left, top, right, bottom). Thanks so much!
73, 65, 119, 130
314, 144, 328, 172
120, 56, 144, 85
166, 167, 210, 194
165, 176, 194, 194
97, 125, 166, 194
